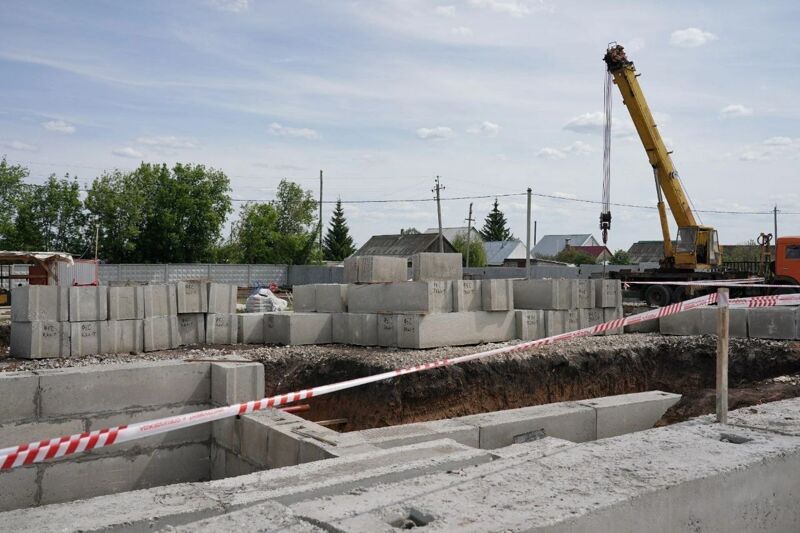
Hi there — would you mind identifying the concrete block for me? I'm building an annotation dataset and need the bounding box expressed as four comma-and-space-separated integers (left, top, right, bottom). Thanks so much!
263, 312, 332, 345
68, 286, 108, 322
0, 372, 38, 423
315, 284, 348, 313
143, 315, 180, 351
103, 319, 144, 354
410, 252, 463, 281
239, 414, 271, 466
660, 307, 747, 338
207, 283, 237, 314
38, 361, 210, 416
574, 279, 595, 309
69, 321, 105, 356
395, 311, 515, 349
603, 305, 624, 335
10, 285, 68, 322
332, 313, 378, 346
237, 313, 264, 344
0, 418, 85, 451
481, 279, 514, 311
178, 313, 205, 345
176, 281, 209, 314
213, 416, 240, 455
594, 278, 622, 308
578, 391, 681, 439
358, 419, 479, 449
348, 281, 452, 314
0, 465, 37, 512
458, 401, 597, 448
224, 449, 260, 477
377, 314, 400, 347
292, 284, 316, 312
143, 284, 177, 318
452, 280, 482, 312
515, 310, 546, 340
11, 321, 70, 359
344, 255, 407, 284
205, 313, 238, 345
513, 279, 576, 310
211, 361, 265, 406
543, 309, 579, 336
624, 306, 659, 333
578, 308, 604, 330
748, 307, 797, 340
107, 286, 144, 320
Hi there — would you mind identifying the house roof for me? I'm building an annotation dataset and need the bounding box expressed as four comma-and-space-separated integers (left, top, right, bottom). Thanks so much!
424, 227, 483, 243
483, 240, 528, 266
570, 245, 612, 258
353, 233, 456, 257
533, 234, 597, 258
627, 240, 671, 263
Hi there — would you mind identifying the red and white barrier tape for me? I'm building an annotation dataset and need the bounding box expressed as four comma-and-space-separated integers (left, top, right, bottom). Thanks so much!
622, 279, 797, 289
2, 292, 799, 471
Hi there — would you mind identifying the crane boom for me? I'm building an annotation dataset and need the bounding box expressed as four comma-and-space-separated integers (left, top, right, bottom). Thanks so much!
603, 44, 720, 270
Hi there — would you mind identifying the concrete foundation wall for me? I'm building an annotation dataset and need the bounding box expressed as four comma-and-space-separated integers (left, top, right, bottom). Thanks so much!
263, 312, 333, 345
108, 286, 145, 320
410, 253, 462, 281
348, 281, 452, 314
344, 256, 407, 284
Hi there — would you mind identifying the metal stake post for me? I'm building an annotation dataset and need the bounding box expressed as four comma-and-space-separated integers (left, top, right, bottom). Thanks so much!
716, 288, 729, 424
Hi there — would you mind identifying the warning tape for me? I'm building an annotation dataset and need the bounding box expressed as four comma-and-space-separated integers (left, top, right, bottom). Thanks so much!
622, 279, 798, 289
2, 292, 799, 471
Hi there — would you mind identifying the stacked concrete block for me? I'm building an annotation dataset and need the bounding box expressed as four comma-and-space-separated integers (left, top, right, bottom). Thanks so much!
293, 284, 348, 313
515, 310, 546, 341
578, 308, 604, 330
70, 320, 143, 356
68, 286, 108, 322
377, 314, 400, 347
344, 255, 407, 284
602, 306, 625, 335
237, 313, 265, 344
543, 309, 580, 337
205, 314, 238, 345
410, 253, 463, 281
11, 285, 69, 322
10, 321, 70, 359
348, 280, 452, 314
332, 313, 378, 346
660, 307, 748, 338
482, 279, 514, 311
178, 313, 205, 345
453, 280, 482, 312
107, 286, 144, 320
385, 311, 515, 349
143, 284, 178, 318
747, 308, 797, 340
513, 279, 576, 310
143, 315, 180, 352
176, 281, 209, 314
264, 312, 332, 345
574, 279, 596, 309
594, 279, 622, 308
292, 284, 316, 312
207, 283, 237, 314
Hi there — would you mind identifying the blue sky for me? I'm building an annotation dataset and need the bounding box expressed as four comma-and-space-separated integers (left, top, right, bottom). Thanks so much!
1, 0, 799, 251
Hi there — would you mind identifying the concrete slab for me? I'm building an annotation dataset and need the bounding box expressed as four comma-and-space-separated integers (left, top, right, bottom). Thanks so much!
207, 283, 237, 314
292, 284, 316, 312
315, 284, 348, 313
452, 280, 482, 312
143, 283, 178, 317
574, 279, 596, 309
103, 319, 144, 354
748, 307, 797, 340
481, 279, 514, 311
344, 255, 407, 284
348, 280, 453, 314
143, 315, 180, 351
410, 252, 463, 281
0, 466, 37, 512
178, 313, 205, 345
211, 361, 265, 406
595, 278, 622, 308
515, 309, 546, 340
603, 305, 624, 335
543, 309, 579, 336
578, 307, 604, 330
513, 279, 576, 310
205, 313, 238, 344
377, 314, 401, 347
395, 311, 515, 349
263, 312, 332, 345
332, 313, 378, 346
68, 286, 108, 322
107, 285, 145, 320
0, 419, 84, 450
171, 500, 325, 533
10, 285, 68, 322
237, 313, 264, 344
578, 391, 681, 439
69, 321, 105, 356
10, 321, 70, 359
358, 419, 479, 449
176, 281, 209, 314
0, 372, 39, 423
624, 306, 659, 333
661, 307, 748, 337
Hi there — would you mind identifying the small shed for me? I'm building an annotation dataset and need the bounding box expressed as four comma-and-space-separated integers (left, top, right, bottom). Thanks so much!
353, 233, 457, 259
483, 240, 529, 267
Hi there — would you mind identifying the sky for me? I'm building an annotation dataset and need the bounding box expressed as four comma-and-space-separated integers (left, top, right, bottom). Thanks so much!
1, 0, 799, 253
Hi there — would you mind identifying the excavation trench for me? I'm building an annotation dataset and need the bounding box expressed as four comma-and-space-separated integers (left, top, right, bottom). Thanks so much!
256, 335, 800, 432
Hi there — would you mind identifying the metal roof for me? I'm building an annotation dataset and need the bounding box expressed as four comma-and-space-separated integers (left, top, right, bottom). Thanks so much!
532, 234, 598, 258
423, 227, 483, 244
353, 234, 456, 257
483, 240, 528, 266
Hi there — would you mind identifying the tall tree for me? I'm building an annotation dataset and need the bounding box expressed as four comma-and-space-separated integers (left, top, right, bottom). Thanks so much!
323, 199, 356, 260
452, 234, 487, 267
480, 198, 513, 241
0, 158, 27, 248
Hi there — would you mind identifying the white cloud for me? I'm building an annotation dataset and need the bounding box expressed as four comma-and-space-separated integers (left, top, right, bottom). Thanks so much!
739, 137, 800, 161
562, 140, 593, 155
112, 147, 144, 159
450, 26, 473, 37
208, 0, 249, 12
468, 0, 547, 17
136, 135, 197, 149
563, 111, 634, 138
536, 147, 565, 159
267, 122, 321, 140
537, 141, 593, 160
434, 5, 456, 17
763, 136, 793, 146
42, 120, 76, 134
670, 28, 718, 48
720, 104, 753, 118
466, 121, 500, 137
416, 126, 454, 140
3, 140, 38, 152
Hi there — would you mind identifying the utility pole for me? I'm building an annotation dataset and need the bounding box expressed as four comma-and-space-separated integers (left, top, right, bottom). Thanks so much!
318, 170, 324, 255
774, 205, 779, 242
433, 176, 445, 253
525, 187, 532, 279
94, 218, 100, 261
533, 220, 537, 249
465, 202, 474, 268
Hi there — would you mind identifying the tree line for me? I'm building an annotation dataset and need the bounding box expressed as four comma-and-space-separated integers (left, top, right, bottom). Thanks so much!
0, 158, 356, 264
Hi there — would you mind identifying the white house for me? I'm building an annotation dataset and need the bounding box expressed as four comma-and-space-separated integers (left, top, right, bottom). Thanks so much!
533, 234, 600, 258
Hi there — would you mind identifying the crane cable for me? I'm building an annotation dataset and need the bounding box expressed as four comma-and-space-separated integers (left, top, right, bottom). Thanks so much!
600, 69, 613, 245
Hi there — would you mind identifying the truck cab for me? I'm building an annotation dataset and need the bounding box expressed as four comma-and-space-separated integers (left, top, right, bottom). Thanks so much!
775, 236, 800, 285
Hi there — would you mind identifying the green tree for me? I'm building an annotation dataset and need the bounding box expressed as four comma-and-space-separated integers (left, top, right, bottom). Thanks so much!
452, 233, 487, 267
480, 199, 513, 241
12, 174, 87, 253
609, 249, 632, 265
323, 199, 356, 261
723, 239, 760, 262
400, 227, 420, 235
0, 157, 28, 248
275, 179, 317, 234
555, 248, 596, 265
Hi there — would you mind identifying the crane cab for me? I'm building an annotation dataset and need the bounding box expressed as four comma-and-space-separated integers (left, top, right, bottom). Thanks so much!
671, 226, 721, 270
775, 236, 800, 285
